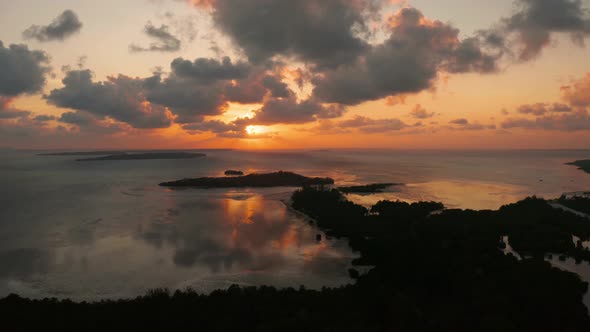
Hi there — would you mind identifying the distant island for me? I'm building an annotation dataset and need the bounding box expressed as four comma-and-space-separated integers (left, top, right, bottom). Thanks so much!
337, 183, 401, 193
77, 152, 206, 162
38, 151, 127, 156
160, 171, 334, 188
567, 159, 590, 174
224, 170, 244, 176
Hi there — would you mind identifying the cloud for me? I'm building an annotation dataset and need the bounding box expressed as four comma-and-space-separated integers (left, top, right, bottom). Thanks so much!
0, 93, 31, 119
561, 72, 590, 107
251, 97, 345, 125
485, 0, 590, 60
23, 10, 83, 42
182, 118, 252, 138
502, 109, 590, 131
130, 22, 182, 52
170, 56, 252, 81
312, 8, 501, 105
145, 56, 271, 123
339, 115, 409, 133
0, 109, 31, 119
57, 110, 130, 134
503, 71, 590, 131
0, 97, 12, 110
261, 75, 291, 98
59, 110, 97, 126
449, 118, 496, 130
0, 41, 50, 98
517, 102, 572, 115
198, 0, 379, 68
33, 114, 57, 122
409, 104, 435, 119
46, 55, 301, 128
450, 118, 469, 125
46, 70, 172, 129
142, 71, 226, 124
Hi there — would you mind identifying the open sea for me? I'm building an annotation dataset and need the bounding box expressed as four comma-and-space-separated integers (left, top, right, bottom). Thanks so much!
1, 149, 590, 302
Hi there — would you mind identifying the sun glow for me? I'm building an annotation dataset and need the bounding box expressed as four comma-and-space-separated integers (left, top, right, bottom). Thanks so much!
246, 125, 267, 136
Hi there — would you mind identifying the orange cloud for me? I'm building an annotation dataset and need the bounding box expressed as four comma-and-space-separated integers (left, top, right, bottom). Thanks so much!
0, 96, 14, 110
561, 73, 590, 108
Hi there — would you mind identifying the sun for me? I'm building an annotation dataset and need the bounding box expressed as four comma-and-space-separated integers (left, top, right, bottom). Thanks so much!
246, 126, 257, 135
246, 125, 267, 136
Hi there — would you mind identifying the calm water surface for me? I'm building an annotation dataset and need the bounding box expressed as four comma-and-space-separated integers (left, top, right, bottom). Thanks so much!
0, 149, 589, 300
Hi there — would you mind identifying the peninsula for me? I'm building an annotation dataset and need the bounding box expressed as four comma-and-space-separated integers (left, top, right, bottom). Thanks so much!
159, 171, 334, 188
567, 159, 590, 174
77, 152, 205, 161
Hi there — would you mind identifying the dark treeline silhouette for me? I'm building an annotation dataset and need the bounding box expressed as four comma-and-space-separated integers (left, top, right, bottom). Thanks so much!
159, 171, 334, 188
337, 183, 401, 193
2, 188, 590, 331
560, 195, 590, 215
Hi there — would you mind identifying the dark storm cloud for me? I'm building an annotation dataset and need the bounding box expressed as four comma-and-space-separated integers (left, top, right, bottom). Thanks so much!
145, 57, 276, 123
0, 109, 31, 119
46, 70, 172, 129
312, 8, 501, 105
251, 97, 345, 125
23, 10, 83, 42
0, 41, 50, 97
0, 248, 50, 278
33, 114, 57, 122
204, 0, 379, 68
182, 118, 251, 138
130, 22, 182, 53
46, 55, 292, 128
58, 110, 129, 134
143, 72, 224, 124
261, 75, 291, 98
486, 0, 590, 60
59, 110, 97, 126
170, 56, 252, 81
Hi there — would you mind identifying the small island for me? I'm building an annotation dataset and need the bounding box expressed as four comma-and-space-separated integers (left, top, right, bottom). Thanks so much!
224, 170, 244, 176
567, 159, 590, 174
160, 171, 334, 188
77, 152, 206, 161
337, 183, 401, 193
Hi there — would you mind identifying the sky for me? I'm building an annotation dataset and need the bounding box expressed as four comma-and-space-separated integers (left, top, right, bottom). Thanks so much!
1, 0, 590, 150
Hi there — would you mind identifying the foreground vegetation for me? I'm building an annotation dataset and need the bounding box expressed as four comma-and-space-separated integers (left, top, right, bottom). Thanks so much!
2, 188, 590, 330
560, 196, 590, 215
337, 183, 401, 193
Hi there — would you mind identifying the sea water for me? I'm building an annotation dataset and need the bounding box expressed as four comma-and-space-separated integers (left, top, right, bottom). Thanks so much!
0, 149, 589, 301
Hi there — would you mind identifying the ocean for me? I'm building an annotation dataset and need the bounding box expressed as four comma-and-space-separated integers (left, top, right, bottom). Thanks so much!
1, 149, 589, 301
